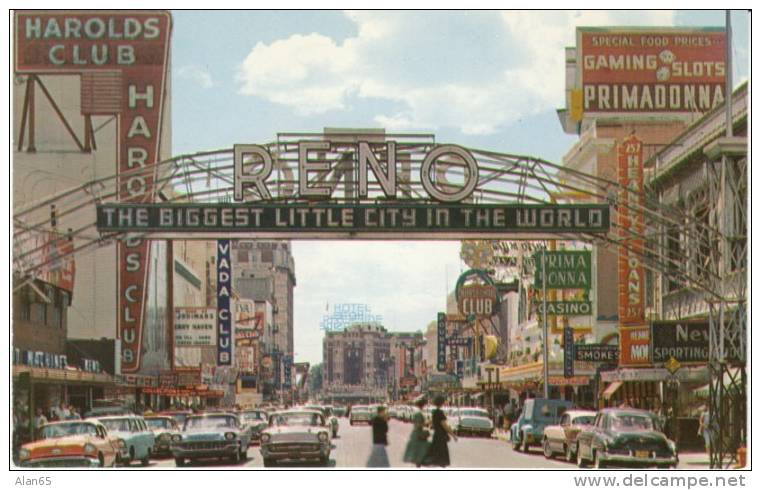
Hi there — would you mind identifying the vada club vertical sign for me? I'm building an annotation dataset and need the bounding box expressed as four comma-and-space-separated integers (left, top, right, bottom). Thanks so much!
217, 240, 233, 365
14, 11, 172, 373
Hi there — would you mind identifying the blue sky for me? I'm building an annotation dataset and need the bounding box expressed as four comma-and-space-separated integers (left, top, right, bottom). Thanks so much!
168, 10, 750, 365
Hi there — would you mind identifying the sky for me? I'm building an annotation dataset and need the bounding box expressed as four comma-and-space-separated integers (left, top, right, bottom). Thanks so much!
168, 10, 750, 366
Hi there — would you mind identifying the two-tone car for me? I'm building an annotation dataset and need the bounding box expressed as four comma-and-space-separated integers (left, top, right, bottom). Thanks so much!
510, 398, 574, 453
575, 408, 678, 469
237, 410, 270, 445
98, 415, 155, 466
305, 404, 339, 437
18, 419, 123, 468
260, 409, 331, 467
452, 407, 494, 437
349, 405, 372, 425
541, 410, 596, 461
172, 413, 251, 466
144, 415, 181, 457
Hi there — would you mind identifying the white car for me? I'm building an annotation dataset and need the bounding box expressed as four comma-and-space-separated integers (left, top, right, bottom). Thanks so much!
349, 405, 372, 425
452, 407, 494, 437
260, 410, 331, 467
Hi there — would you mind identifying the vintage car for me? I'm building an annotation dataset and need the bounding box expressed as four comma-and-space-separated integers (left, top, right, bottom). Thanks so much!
237, 410, 270, 444
332, 406, 347, 418
305, 404, 339, 437
158, 410, 193, 428
144, 415, 181, 457
172, 413, 251, 466
575, 408, 678, 469
349, 405, 372, 425
260, 409, 331, 467
541, 409, 596, 461
18, 420, 123, 468
452, 407, 494, 437
510, 398, 574, 452
98, 415, 155, 466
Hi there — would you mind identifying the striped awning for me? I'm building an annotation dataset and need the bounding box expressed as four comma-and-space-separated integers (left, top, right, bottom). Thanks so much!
602, 381, 623, 400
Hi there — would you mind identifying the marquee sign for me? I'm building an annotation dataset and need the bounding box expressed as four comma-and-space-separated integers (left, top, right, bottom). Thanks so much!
15, 11, 173, 373
96, 202, 609, 237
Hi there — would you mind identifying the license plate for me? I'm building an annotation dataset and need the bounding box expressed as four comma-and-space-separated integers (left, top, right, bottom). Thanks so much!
635, 450, 650, 459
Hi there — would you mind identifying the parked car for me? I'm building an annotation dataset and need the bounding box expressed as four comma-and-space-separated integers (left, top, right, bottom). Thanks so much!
18, 420, 123, 468
237, 410, 270, 444
510, 398, 574, 453
97, 415, 155, 466
542, 410, 596, 461
172, 413, 251, 466
349, 405, 372, 425
575, 408, 678, 469
144, 415, 181, 457
260, 409, 331, 467
332, 406, 347, 418
452, 407, 494, 437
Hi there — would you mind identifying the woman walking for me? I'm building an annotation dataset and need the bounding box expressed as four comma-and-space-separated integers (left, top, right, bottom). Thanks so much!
403, 396, 430, 467
424, 395, 458, 467
367, 405, 390, 467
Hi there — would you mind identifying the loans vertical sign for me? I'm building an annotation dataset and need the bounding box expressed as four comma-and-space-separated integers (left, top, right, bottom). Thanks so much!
14, 11, 172, 372
217, 240, 232, 365
617, 135, 646, 326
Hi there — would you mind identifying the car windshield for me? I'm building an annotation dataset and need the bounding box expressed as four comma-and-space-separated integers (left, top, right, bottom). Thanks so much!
573, 415, 595, 425
610, 414, 655, 431
184, 415, 238, 430
271, 412, 324, 427
240, 412, 267, 422
459, 409, 489, 418
40, 422, 97, 439
101, 418, 131, 432
146, 418, 175, 430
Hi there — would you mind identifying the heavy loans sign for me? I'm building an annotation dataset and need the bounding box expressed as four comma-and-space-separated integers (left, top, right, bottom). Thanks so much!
15, 11, 172, 373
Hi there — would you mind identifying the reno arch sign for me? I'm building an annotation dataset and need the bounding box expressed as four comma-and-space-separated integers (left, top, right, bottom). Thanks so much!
97, 140, 611, 238
15, 11, 172, 373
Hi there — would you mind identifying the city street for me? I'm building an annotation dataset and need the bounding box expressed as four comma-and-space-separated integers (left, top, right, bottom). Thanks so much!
142, 418, 707, 469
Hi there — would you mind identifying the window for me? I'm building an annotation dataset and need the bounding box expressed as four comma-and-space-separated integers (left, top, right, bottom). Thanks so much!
238, 250, 249, 263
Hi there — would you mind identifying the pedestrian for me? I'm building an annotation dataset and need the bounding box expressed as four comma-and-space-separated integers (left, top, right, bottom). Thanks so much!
367, 405, 390, 467
423, 395, 457, 467
33, 408, 48, 436
698, 405, 713, 456
403, 396, 430, 467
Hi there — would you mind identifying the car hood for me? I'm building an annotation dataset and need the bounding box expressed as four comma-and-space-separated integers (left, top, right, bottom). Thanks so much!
22, 436, 95, 460
457, 416, 493, 428
180, 429, 239, 442
262, 426, 327, 443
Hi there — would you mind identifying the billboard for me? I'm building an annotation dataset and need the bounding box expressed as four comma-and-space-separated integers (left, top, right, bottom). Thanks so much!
619, 326, 651, 367
651, 320, 709, 364
617, 135, 646, 325
234, 299, 262, 341
14, 11, 172, 372
174, 308, 217, 346
576, 27, 726, 114
235, 345, 257, 374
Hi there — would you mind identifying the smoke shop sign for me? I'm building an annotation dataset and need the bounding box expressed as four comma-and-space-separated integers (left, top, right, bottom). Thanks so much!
96, 141, 610, 239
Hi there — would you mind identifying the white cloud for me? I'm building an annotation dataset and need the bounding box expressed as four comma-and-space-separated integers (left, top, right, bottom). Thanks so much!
178, 64, 214, 89
236, 11, 680, 135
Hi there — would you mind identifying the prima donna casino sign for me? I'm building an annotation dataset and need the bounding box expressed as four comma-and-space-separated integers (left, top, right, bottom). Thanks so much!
97, 142, 611, 239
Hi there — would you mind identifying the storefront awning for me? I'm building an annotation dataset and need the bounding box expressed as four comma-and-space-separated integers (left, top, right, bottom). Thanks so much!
499, 361, 542, 382
13, 365, 115, 386
602, 381, 623, 400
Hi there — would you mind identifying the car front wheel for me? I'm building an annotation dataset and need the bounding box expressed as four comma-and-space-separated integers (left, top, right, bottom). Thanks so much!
521, 433, 530, 453
175, 457, 185, 467
543, 438, 553, 459
565, 444, 573, 462
263, 458, 274, 467
576, 445, 586, 468
593, 450, 606, 469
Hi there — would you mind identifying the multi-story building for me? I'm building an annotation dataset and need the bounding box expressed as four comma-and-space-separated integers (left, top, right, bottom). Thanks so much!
322, 323, 423, 402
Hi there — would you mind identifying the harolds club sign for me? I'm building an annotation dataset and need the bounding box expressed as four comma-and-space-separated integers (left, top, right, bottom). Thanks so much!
14, 11, 172, 372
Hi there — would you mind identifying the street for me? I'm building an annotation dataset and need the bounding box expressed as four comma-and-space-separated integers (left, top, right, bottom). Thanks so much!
141, 418, 707, 469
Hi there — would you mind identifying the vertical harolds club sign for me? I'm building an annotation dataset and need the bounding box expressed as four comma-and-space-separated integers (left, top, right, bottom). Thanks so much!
15, 11, 172, 372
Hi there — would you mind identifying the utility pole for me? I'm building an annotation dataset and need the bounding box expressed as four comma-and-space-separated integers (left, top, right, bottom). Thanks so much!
542, 250, 550, 398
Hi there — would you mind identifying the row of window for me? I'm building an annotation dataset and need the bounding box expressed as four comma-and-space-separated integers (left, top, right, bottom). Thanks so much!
17, 285, 70, 329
